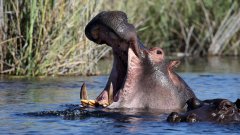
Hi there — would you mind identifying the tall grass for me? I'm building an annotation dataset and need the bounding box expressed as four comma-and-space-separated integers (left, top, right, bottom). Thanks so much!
137, 0, 240, 56
0, 0, 112, 76
0, 0, 240, 76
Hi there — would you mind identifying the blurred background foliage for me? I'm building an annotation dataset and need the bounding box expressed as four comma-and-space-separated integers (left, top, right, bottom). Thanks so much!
0, 0, 239, 76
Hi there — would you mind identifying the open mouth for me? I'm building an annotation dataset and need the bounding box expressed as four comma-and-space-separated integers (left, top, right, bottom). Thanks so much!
82, 10, 145, 107
80, 39, 143, 107
96, 43, 143, 106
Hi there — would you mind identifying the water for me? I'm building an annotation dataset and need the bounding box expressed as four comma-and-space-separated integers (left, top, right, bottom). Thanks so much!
0, 57, 240, 135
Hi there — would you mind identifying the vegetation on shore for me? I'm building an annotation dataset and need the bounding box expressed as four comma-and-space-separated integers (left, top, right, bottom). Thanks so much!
0, 0, 239, 76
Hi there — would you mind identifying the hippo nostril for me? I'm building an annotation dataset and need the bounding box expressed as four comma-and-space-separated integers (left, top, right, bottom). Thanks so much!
156, 50, 162, 55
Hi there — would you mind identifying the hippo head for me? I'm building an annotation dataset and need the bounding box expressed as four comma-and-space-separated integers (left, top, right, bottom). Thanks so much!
84, 11, 195, 111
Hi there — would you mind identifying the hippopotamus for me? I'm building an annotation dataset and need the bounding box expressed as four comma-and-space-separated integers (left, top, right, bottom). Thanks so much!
83, 11, 196, 111
25, 11, 239, 124
167, 98, 240, 123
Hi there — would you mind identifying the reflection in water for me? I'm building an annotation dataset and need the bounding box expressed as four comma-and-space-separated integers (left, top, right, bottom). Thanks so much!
0, 57, 240, 134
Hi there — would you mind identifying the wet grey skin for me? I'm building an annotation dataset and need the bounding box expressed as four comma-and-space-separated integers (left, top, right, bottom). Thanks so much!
84, 11, 196, 111
167, 98, 240, 123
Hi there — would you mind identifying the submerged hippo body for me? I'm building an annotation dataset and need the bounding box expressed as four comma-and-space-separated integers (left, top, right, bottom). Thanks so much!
84, 11, 196, 111
167, 98, 240, 123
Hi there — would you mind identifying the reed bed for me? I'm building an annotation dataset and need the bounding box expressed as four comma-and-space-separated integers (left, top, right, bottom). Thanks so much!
0, 0, 239, 76
0, 0, 112, 76
138, 0, 240, 56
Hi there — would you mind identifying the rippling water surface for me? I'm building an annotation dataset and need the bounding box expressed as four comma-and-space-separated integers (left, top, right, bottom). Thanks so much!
0, 57, 240, 134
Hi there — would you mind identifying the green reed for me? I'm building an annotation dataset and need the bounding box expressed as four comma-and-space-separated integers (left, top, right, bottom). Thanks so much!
0, 0, 111, 76
0, 0, 239, 76
137, 0, 240, 56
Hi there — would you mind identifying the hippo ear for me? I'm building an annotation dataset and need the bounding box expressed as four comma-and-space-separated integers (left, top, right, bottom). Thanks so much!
168, 60, 181, 70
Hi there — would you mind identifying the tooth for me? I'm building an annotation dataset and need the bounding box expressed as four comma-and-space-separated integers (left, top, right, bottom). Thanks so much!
80, 83, 88, 100
129, 40, 140, 57
108, 82, 113, 105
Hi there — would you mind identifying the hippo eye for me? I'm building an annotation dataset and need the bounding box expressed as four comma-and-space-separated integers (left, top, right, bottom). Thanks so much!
156, 50, 162, 55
